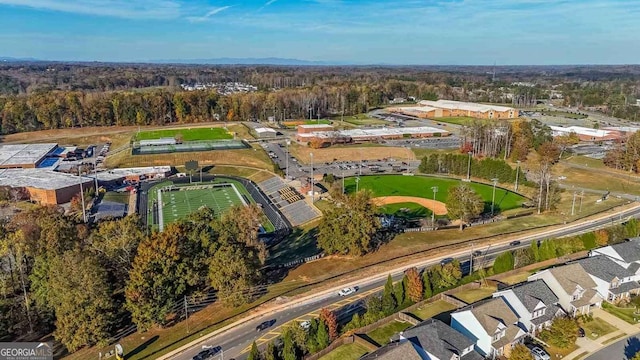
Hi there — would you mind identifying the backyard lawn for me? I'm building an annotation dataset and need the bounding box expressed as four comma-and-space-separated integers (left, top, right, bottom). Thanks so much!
367, 321, 412, 346
411, 300, 457, 321
319, 342, 371, 360
580, 317, 617, 340
454, 285, 497, 304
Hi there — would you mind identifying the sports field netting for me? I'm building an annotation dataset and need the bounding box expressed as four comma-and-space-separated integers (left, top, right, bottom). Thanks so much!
133, 140, 249, 155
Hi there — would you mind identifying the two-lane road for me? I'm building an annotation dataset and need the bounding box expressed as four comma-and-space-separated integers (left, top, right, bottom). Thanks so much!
169, 204, 640, 360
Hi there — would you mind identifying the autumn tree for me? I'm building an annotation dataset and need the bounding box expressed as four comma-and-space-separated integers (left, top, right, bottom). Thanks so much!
594, 229, 609, 246
447, 184, 484, 231
429, 261, 462, 290
539, 317, 578, 349
406, 267, 423, 303
535, 142, 560, 214
510, 344, 534, 360
554, 132, 580, 159
89, 215, 145, 282
319, 308, 338, 341
47, 250, 115, 352
317, 190, 380, 255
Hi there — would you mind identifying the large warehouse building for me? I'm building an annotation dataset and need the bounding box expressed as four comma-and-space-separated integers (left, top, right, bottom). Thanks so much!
0, 168, 94, 205
549, 126, 621, 142
0, 143, 59, 169
389, 100, 519, 119
296, 124, 449, 145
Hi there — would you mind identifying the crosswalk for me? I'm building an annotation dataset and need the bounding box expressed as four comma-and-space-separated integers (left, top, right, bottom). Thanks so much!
239, 286, 382, 354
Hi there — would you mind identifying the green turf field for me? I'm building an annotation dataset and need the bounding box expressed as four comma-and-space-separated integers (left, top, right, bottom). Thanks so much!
135, 127, 233, 141
345, 175, 526, 214
147, 179, 275, 232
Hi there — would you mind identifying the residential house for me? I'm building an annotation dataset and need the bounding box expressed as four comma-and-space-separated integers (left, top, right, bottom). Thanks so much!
361, 318, 484, 360
450, 297, 526, 358
573, 255, 640, 303
528, 263, 603, 316
589, 238, 640, 278
493, 280, 565, 334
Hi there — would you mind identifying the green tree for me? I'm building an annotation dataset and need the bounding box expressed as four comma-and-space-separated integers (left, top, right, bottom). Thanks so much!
422, 270, 433, 299
382, 275, 397, 314
581, 232, 597, 250
539, 317, 579, 349
282, 327, 299, 360
48, 250, 115, 352
248, 342, 261, 360
447, 184, 484, 231
317, 191, 380, 255
89, 215, 145, 282
395, 276, 407, 306
209, 241, 261, 306
265, 341, 280, 360
493, 251, 515, 274
632, 352, 640, 360
510, 344, 534, 360
315, 321, 329, 350
530, 241, 540, 262
430, 261, 462, 290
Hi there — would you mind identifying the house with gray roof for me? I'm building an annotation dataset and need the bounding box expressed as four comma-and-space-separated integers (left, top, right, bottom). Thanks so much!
573, 255, 640, 303
361, 319, 483, 360
528, 263, 603, 316
450, 297, 526, 358
493, 280, 565, 334
590, 238, 640, 278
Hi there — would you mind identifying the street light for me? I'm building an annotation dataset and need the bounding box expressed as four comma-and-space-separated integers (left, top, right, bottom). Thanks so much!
285, 140, 290, 179
466, 151, 473, 181
431, 186, 438, 229
491, 178, 499, 217
515, 160, 521, 192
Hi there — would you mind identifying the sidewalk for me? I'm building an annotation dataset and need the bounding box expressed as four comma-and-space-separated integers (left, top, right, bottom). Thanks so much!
564, 309, 640, 360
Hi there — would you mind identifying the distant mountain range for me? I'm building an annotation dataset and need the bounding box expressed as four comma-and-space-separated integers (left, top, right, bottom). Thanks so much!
0, 56, 40, 62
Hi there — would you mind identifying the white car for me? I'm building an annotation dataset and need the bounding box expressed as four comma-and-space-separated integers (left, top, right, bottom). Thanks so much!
299, 320, 311, 330
530, 346, 550, 360
338, 287, 357, 296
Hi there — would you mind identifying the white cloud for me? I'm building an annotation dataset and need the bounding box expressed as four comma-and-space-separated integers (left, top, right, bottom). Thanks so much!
0, 0, 182, 19
186, 6, 232, 23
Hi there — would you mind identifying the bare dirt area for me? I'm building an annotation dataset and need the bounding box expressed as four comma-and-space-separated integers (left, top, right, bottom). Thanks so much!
372, 196, 448, 215
291, 145, 416, 163
0, 126, 136, 148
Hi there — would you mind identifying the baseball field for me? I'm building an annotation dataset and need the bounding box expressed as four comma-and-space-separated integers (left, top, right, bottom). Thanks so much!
344, 175, 526, 216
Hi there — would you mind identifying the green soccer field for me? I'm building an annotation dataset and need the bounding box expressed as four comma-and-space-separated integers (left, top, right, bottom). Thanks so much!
135, 127, 233, 141
147, 179, 275, 232
344, 175, 526, 214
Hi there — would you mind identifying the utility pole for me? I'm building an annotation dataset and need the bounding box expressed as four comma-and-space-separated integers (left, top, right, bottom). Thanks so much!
78, 166, 87, 223
342, 170, 345, 194
515, 160, 521, 192
431, 186, 438, 230
579, 190, 584, 213
466, 151, 472, 181
491, 178, 499, 216
310, 152, 314, 204
285, 140, 290, 179
469, 242, 475, 273
571, 191, 577, 216
359, 159, 362, 176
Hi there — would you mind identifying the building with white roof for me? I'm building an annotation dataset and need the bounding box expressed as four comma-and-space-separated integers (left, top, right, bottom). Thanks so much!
0, 168, 94, 204
253, 127, 278, 139
389, 100, 518, 120
0, 143, 59, 169
549, 125, 621, 142
296, 125, 449, 145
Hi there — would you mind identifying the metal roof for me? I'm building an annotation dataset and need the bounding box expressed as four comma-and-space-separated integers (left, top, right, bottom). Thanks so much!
0, 168, 93, 190
0, 143, 58, 167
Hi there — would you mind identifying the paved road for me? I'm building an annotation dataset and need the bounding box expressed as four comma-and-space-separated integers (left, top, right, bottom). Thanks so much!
170, 204, 640, 360
585, 334, 640, 360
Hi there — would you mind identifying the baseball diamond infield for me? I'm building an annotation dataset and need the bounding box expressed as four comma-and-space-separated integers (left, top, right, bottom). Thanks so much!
372, 196, 448, 215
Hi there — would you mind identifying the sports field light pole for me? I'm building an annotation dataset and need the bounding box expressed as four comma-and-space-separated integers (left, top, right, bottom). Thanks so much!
431, 186, 438, 229
514, 160, 521, 192
78, 166, 87, 223
285, 140, 291, 179
310, 152, 314, 204
491, 178, 499, 217
466, 151, 473, 181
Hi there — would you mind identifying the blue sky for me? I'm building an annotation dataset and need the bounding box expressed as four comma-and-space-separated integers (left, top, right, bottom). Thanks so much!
0, 0, 638, 65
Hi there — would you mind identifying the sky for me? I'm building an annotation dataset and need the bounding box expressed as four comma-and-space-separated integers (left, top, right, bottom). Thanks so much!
0, 0, 639, 65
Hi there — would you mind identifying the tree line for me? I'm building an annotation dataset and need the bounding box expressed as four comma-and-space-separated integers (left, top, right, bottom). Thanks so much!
0, 204, 270, 353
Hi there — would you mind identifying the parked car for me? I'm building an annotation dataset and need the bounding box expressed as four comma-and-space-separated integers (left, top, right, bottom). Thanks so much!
338, 287, 357, 296
530, 346, 551, 360
578, 327, 586, 337
510, 240, 522, 246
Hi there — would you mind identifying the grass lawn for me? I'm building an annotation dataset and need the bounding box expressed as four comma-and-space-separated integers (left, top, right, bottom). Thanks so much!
345, 175, 526, 212
411, 148, 455, 159
580, 317, 617, 340
545, 343, 578, 359
367, 321, 412, 346
378, 202, 432, 219
432, 117, 476, 125
563, 156, 607, 169
319, 342, 371, 360
454, 285, 497, 304
494, 270, 532, 285
411, 300, 457, 321
102, 191, 130, 204
134, 127, 232, 141
602, 303, 640, 324
553, 163, 640, 195
304, 119, 332, 125
332, 114, 388, 126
